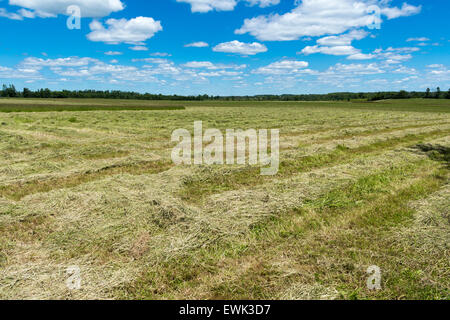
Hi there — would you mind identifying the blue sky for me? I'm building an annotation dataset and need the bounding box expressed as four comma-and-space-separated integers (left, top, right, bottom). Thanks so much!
0, 0, 449, 95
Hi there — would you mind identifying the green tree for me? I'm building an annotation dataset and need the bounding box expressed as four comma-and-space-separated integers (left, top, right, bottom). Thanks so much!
23, 88, 32, 98
397, 90, 408, 99
3, 84, 17, 97
425, 88, 431, 98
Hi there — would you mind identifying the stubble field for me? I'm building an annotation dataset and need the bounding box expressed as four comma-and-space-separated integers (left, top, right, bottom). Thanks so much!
0, 98, 448, 300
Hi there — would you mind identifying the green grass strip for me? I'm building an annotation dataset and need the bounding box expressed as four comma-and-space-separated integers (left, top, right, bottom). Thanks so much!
0, 160, 173, 201
0, 105, 185, 113
181, 129, 449, 202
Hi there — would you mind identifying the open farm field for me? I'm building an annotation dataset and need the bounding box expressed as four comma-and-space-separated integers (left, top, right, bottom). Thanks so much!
0, 98, 448, 300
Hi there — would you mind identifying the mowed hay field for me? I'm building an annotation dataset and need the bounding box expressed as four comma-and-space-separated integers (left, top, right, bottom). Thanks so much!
0, 98, 449, 300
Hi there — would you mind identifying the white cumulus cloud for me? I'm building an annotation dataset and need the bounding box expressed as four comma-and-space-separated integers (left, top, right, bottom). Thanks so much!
299, 30, 374, 60
9, 0, 124, 18
87, 17, 163, 45
373, 47, 419, 64
185, 41, 209, 47
236, 0, 421, 41
246, 0, 279, 8
406, 37, 430, 42
213, 40, 267, 55
0, 8, 23, 20
380, 3, 421, 19
325, 63, 384, 75
183, 61, 246, 70
176, 0, 279, 13
105, 51, 123, 56
253, 60, 309, 75
129, 46, 149, 51
301, 45, 360, 56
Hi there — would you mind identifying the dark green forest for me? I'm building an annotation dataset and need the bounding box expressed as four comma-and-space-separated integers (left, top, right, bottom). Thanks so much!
1, 84, 449, 101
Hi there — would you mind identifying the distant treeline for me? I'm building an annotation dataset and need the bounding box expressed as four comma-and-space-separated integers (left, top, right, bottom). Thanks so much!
1, 84, 449, 101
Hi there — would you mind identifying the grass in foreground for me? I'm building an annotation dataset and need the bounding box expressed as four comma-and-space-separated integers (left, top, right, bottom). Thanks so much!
123, 158, 448, 300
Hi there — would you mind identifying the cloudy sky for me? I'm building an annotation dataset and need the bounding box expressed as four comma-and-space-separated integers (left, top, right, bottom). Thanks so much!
0, 0, 448, 95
